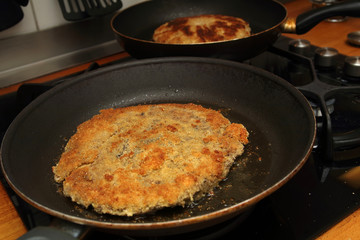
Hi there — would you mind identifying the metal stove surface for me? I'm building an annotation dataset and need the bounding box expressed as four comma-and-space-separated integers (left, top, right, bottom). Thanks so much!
1, 36, 360, 239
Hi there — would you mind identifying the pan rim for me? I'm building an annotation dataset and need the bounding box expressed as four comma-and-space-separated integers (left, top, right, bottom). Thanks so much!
110, 0, 288, 46
0, 56, 316, 231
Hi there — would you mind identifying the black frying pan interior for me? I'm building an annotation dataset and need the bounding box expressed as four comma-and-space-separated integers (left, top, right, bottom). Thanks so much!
0, 57, 315, 233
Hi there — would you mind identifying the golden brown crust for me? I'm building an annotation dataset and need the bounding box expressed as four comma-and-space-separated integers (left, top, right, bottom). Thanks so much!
153, 14, 251, 44
52, 103, 248, 216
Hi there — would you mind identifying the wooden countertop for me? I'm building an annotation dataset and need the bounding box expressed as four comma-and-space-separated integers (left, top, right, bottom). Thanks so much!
1, 0, 360, 239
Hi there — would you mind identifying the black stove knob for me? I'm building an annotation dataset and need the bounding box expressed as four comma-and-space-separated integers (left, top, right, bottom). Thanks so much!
289, 39, 311, 55
314, 47, 339, 68
343, 56, 360, 78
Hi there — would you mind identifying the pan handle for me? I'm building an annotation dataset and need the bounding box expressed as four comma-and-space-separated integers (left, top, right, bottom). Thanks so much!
282, 0, 360, 34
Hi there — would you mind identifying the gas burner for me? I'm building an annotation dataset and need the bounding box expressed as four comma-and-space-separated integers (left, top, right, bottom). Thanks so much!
309, 98, 335, 117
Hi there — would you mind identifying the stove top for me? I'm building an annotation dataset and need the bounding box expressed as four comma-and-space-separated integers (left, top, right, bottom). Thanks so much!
248, 37, 360, 182
1, 36, 360, 240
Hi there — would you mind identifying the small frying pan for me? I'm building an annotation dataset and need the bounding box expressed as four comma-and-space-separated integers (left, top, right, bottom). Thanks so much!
111, 0, 360, 59
1, 57, 315, 236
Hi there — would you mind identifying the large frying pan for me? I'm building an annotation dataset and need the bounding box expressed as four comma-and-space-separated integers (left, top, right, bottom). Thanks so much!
1, 57, 315, 236
111, 0, 360, 59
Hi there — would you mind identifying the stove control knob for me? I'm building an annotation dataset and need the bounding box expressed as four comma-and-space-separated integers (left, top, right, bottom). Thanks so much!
289, 39, 311, 55
344, 56, 360, 78
347, 31, 360, 47
314, 47, 339, 68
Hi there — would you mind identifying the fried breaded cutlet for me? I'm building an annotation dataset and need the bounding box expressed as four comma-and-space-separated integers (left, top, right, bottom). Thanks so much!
153, 14, 251, 44
52, 103, 249, 216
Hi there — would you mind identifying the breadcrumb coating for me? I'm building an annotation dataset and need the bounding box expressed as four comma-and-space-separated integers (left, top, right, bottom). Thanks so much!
52, 103, 248, 216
